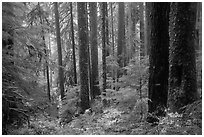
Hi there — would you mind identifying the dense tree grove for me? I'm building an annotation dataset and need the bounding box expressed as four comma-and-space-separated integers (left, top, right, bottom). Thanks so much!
2, 2, 202, 135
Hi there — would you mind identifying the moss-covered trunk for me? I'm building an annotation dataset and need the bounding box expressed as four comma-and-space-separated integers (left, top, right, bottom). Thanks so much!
148, 3, 170, 116
77, 2, 90, 112
168, 2, 199, 112
117, 2, 125, 75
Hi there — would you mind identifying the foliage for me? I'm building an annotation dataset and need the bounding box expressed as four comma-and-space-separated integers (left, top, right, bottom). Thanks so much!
2, 2, 202, 135
2, 2, 53, 134
119, 55, 149, 90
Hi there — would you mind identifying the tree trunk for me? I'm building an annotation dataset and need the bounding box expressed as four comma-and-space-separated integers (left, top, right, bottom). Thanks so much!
54, 2, 65, 100
45, 43, 51, 102
102, 2, 107, 96
148, 3, 170, 116
90, 2, 100, 99
105, 2, 110, 57
117, 2, 125, 76
130, 3, 137, 58
139, 3, 145, 57
48, 33, 52, 89
144, 3, 151, 56
110, 2, 115, 57
168, 2, 199, 112
39, 2, 51, 102
77, 2, 90, 112
110, 2, 116, 89
86, 3, 93, 101
70, 2, 77, 85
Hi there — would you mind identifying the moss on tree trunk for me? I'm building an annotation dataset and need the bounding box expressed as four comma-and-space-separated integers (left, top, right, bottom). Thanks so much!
148, 3, 170, 116
168, 2, 199, 112
77, 2, 90, 113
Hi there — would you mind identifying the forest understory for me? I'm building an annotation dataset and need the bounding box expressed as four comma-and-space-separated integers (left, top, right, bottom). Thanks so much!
2, 2, 202, 135
6, 86, 202, 135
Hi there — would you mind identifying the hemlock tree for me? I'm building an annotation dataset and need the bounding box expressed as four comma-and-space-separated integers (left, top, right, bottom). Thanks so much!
117, 2, 125, 77
144, 2, 151, 56
70, 2, 77, 85
148, 3, 170, 116
168, 2, 199, 112
130, 2, 138, 58
102, 2, 107, 96
77, 2, 90, 112
54, 2, 65, 100
38, 2, 51, 101
90, 2, 100, 99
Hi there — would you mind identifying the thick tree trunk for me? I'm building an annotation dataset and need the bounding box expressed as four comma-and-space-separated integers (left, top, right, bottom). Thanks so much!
168, 2, 199, 112
102, 2, 107, 96
70, 2, 77, 85
117, 2, 125, 75
90, 2, 100, 99
148, 3, 170, 116
85, 3, 93, 101
130, 3, 137, 58
77, 2, 90, 112
54, 2, 65, 100
144, 3, 151, 56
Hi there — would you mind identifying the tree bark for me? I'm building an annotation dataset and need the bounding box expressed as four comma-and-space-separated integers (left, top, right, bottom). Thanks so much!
110, 2, 116, 89
39, 2, 51, 102
148, 3, 170, 116
117, 2, 125, 76
144, 3, 151, 56
70, 2, 77, 85
105, 2, 110, 57
90, 2, 100, 99
77, 2, 90, 112
168, 2, 199, 112
54, 2, 65, 100
139, 3, 145, 57
102, 2, 107, 96
130, 3, 137, 58
110, 3, 115, 57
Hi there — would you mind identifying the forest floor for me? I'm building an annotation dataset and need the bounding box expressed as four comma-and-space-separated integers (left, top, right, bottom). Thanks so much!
8, 88, 202, 135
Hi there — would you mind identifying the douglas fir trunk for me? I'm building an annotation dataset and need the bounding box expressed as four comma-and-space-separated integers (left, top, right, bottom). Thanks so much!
168, 2, 199, 112
148, 3, 170, 116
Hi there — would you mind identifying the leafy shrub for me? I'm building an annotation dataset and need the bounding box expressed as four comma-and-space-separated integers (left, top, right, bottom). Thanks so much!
59, 86, 80, 125
119, 55, 149, 94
